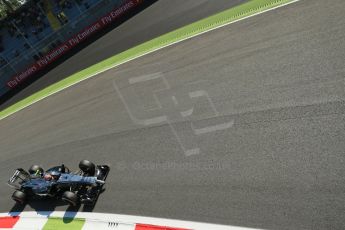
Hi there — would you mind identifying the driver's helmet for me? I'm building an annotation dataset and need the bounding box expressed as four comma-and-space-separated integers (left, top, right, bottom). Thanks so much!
50, 171, 61, 181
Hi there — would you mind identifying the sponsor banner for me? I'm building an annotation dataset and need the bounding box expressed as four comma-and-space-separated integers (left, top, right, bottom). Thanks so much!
6, 0, 144, 89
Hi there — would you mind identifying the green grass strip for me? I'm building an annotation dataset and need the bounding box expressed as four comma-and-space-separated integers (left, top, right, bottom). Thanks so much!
42, 217, 85, 230
0, 0, 296, 120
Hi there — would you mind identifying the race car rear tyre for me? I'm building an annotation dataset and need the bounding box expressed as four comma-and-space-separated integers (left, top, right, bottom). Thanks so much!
79, 160, 95, 176
62, 191, 79, 207
12, 191, 26, 205
28, 165, 44, 175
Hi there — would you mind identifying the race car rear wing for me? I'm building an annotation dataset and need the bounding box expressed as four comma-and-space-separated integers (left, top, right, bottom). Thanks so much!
7, 168, 30, 189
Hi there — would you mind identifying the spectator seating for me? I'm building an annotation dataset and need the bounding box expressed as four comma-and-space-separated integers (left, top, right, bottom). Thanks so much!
0, 35, 4, 52
0, 0, 122, 70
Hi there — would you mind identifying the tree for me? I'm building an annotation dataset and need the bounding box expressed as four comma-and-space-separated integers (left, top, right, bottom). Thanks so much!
1, 0, 14, 13
0, 0, 27, 20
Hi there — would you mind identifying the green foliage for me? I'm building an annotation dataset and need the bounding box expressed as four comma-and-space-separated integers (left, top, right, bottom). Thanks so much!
0, 0, 27, 20
0, 2, 8, 20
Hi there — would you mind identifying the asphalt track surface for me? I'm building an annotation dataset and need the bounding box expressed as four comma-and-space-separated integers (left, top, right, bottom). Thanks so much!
1, 0, 345, 229
0, 0, 247, 109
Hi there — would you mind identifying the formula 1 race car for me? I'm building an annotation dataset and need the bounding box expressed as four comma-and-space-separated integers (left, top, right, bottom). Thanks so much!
7, 160, 110, 207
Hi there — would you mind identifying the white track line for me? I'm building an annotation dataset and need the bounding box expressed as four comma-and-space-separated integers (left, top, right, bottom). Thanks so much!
0, 0, 299, 121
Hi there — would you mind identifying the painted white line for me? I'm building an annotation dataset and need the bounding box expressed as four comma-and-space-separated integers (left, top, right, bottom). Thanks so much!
0, 0, 300, 121
129, 73, 163, 84
0, 212, 263, 230
112, 78, 169, 126
172, 96, 178, 106
183, 148, 200, 157
180, 108, 194, 117
193, 120, 235, 135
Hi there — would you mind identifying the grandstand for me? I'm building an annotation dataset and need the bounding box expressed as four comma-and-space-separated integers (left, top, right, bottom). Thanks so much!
0, 0, 104, 60
0, 0, 131, 97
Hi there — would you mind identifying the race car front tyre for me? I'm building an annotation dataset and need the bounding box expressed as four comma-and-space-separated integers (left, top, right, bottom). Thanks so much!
79, 160, 95, 176
62, 191, 79, 206
28, 165, 44, 175
12, 191, 26, 205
